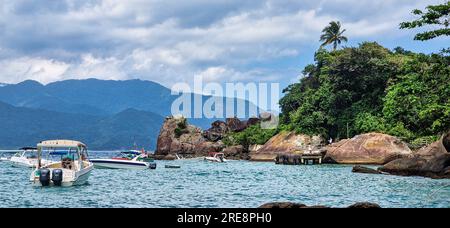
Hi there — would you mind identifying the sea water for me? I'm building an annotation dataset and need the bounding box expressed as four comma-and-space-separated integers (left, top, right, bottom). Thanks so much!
0, 152, 449, 208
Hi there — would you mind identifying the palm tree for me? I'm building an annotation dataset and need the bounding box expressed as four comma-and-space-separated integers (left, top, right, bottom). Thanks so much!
320, 21, 348, 51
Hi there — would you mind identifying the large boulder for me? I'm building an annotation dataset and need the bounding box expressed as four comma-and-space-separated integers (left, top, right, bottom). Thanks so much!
443, 130, 450, 152
259, 202, 328, 208
203, 120, 228, 142
259, 202, 381, 208
379, 132, 450, 179
249, 131, 324, 161
323, 133, 412, 165
222, 145, 246, 160
352, 165, 382, 175
226, 117, 247, 132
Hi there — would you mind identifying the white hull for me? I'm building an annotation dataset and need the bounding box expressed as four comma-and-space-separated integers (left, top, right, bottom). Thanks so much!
204, 157, 227, 163
90, 159, 150, 170
30, 163, 94, 187
10, 158, 51, 168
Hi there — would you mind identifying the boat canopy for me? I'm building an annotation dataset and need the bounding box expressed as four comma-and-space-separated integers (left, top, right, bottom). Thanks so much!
38, 140, 87, 149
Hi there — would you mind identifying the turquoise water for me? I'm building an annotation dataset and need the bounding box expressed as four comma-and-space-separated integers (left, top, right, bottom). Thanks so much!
1, 152, 449, 208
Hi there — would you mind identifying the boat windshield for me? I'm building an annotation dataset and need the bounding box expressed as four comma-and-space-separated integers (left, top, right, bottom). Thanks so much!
114, 151, 141, 160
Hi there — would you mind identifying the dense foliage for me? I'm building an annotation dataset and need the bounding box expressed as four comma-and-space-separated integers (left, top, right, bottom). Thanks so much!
223, 125, 278, 150
279, 42, 450, 143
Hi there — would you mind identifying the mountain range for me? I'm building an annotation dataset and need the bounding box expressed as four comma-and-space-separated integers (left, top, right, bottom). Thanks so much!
0, 79, 259, 150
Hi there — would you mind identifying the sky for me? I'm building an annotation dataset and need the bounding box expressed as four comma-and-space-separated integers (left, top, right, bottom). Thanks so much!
0, 0, 449, 93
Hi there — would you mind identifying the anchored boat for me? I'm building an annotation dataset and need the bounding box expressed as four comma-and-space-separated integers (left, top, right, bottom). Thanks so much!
30, 140, 94, 187
90, 151, 154, 170
10, 147, 51, 168
204, 152, 227, 163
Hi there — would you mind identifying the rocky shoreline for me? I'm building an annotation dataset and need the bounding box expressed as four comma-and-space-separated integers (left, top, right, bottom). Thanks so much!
259, 202, 381, 208
353, 132, 450, 179
153, 116, 450, 179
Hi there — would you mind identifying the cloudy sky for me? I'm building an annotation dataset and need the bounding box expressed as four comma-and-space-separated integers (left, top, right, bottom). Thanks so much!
0, 0, 448, 91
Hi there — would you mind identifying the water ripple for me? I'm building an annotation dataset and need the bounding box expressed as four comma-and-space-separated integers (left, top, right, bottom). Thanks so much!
0, 153, 449, 208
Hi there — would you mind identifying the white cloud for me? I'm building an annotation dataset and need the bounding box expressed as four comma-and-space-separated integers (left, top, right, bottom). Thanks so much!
0, 0, 447, 88
0, 57, 70, 84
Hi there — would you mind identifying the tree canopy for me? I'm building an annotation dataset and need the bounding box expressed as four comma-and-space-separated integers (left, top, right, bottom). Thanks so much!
279, 42, 450, 143
400, 2, 450, 41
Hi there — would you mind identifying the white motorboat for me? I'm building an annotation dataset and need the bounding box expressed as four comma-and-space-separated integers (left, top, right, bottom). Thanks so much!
30, 140, 94, 187
204, 153, 227, 163
10, 147, 51, 168
90, 151, 153, 170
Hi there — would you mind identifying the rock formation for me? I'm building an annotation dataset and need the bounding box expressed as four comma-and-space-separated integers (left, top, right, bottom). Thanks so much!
323, 133, 412, 165
249, 131, 324, 161
155, 116, 262, 160
259, 202, 381, 208
352, 165, 382, 175
379, 131, 450, 179
155, 116, 224, 159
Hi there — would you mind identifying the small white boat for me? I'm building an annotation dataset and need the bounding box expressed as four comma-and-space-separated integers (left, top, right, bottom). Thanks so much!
30, 140, 94, 187
0, 157, 8, 161
10, 147, 51, 168
90, 151, 152, 170
204, 152, 227, 163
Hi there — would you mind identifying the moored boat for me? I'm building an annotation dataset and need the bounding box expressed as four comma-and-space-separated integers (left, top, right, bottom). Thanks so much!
10, 147, 51, 168
30, 140, 94, 187
204, 152, 227, 163
90, 151, 154, 170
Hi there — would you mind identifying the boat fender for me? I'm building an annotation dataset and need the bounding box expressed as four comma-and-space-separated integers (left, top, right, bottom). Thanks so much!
39, 169, 51, 186
52, 169, 63, 186
149, 163, 157, 170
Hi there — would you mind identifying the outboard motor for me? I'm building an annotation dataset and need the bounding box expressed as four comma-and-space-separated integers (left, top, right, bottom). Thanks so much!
52, 169, 63, 186
39, 169, 51, 186
149, 163, 157, 170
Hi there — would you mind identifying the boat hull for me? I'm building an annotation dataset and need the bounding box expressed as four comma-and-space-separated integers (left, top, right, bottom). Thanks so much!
30, 163, 94, 187
90, 159, 150, 170
11, 158, 51, 168
204, 157, 227, 163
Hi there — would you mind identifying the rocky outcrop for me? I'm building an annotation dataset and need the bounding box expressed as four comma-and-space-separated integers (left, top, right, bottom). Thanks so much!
155, 116, 225, 159
226, 117, 247, 132
259, 202, 328, 208
222, 145, 246, 160
379, 131, 450, 179
202, 117, 261, 142
323, 133, 412, 165
249, 131, 324, 161
259, 202, 381, 208
155, 116, 263, 160
352, 165, 382, 175
202, 120, 228, 142
347, 202, 382, 208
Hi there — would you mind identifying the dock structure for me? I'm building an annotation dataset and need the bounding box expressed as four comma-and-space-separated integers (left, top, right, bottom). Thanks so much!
275, 152, 323, 165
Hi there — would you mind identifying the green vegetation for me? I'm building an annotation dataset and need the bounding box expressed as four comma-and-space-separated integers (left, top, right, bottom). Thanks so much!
175, 118, 189, 138
400, 2, 450, 41
223, 125, 278, 150
279, 42, 450, 142
320, 21, 348, 51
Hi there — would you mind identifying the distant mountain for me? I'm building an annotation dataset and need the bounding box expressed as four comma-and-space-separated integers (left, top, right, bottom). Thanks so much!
0, 79, 260, 128
0, 101, 164, 150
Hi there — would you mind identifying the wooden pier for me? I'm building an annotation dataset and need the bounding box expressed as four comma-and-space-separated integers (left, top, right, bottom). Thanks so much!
275, 153, 323, 165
